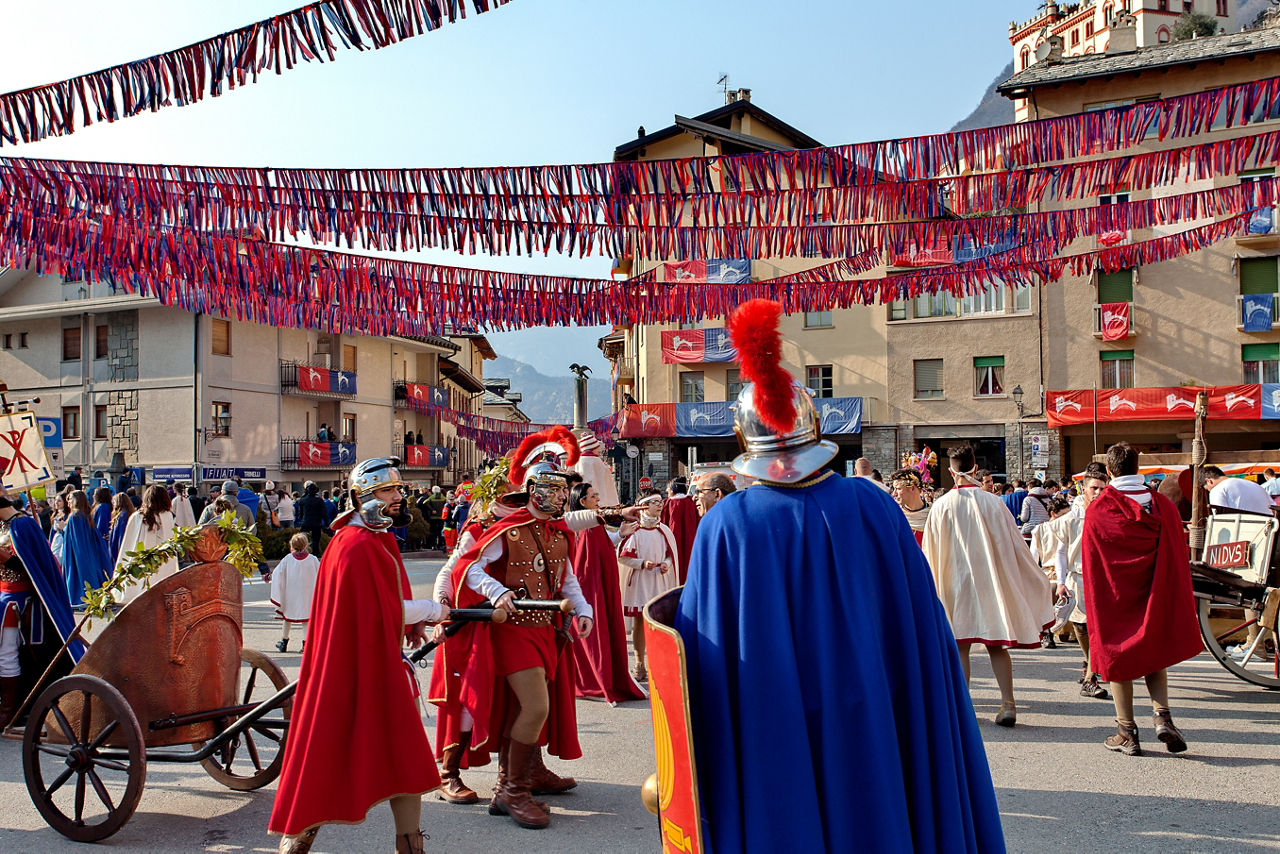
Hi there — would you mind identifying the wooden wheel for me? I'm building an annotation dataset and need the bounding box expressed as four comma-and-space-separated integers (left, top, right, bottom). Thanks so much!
1197, 598, 1280, 690
199, 648, 292, 790
22, 675, 146, 842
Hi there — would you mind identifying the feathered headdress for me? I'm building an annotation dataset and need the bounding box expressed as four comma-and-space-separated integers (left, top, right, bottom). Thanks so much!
728, 299, 796, 435
509, 425, 581, 487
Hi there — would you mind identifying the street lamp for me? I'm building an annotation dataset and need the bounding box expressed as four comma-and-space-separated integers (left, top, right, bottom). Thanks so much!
1011, 385, 1024, 480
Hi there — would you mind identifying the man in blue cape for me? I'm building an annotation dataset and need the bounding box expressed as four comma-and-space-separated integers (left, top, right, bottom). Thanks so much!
673, 300, 1005, 853
0, 495, 83, 729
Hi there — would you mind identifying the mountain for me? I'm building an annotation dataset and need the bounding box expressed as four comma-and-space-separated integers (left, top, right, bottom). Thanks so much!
950, 61, 1016, 132
487, 354, 613, 423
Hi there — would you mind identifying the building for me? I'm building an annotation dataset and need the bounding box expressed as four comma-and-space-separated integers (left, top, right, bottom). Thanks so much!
600, 90, 891, 488
482, 377, 530, 424
0, 268, 481, 493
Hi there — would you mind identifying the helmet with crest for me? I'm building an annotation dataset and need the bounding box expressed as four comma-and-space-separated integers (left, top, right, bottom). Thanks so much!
508, 426, 581, 516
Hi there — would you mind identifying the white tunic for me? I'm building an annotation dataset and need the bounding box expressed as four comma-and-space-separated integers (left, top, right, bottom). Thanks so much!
618, 522, 678, 616
270, 552, 320, 622
115, 511, 179, 604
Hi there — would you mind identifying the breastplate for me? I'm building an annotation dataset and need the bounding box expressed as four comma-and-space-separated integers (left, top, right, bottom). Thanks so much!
0, 556, 28, 585
489, 521, 570, 627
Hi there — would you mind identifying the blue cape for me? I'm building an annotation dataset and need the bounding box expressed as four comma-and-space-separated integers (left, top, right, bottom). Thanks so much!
10, 515, 83, 663
62, 514, 111, 608
675, 475, 1005, 853
93, 502, 112, 540
109, 512, 129, 563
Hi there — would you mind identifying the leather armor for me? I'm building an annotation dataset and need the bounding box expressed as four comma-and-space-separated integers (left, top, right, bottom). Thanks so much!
489, 521, 569, 627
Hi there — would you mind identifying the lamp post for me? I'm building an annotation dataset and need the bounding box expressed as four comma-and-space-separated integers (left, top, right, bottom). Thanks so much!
1012, 384, 1025, 480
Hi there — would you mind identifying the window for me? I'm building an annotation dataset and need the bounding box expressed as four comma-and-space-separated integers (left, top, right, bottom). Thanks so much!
211, 318, 231, 356
1013, 283, 1032, 312
62, 407, 80, 440
18, 332, 27, 348
95, 324, 109, 360
1183, 1, 1193, 12
726, 369, 745, 401
1157, 0, 1168, 11
803, 311, 833, 329
93, 405, 107, 439
1240, 257, 1278, 296
1098, 190, 1130, 206
680, 371, 705, 403
974, 357, 1005, 397
888, 300, 908, 321
1020, 46, 1031, 70
1217, 0, 1228, 14
341, 412, 357, 442
914, 291, 957, 319
806, 365, 833, 398
211, 401, 231, 436
1157, 26, 1170, 44
1086, 21, 1094, 38
961, 283, 1005, 316
1244, 344, 1280, 383
342, 344, 357, 373
1101, 350, 1135, 389
1071, 29, 1080, 47
2, 334, 10, 349
1098, 269, 1134, 304
62, 326, 81, 361
1241, 170, 1278, 233
678, 322, 699, 331
913, 359, 944, 399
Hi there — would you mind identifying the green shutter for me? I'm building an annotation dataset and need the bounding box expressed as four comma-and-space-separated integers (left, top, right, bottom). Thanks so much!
974, 356, 1005, 368
1242, 343, 1280, 362
1240, 258, 1279, 296
1100, 349, 1134, 362
1097, 270, 1134, 303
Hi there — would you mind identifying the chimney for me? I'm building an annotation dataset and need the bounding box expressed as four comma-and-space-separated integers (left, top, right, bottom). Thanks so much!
725, 87, 752, 105
1043, 34, 1065, 64
1108, 9, 1138, 54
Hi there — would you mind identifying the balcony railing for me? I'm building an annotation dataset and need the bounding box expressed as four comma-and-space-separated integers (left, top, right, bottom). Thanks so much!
615, 358, 636, 383
280, 360, 357, 399
1092, 302, 1135, 339
281, 437, 357, 469
1236, 294, 1280, 331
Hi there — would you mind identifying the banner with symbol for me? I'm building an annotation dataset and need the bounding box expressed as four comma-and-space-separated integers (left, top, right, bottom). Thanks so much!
0, 411, 56, 491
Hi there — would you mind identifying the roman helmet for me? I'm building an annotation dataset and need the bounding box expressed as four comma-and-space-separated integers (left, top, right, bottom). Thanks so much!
346, 456, 408, 529
508, 426, 581, 517
728, 299, 837, 484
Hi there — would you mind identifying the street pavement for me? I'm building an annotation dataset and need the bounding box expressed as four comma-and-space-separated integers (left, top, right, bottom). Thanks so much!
0, 558, 1277, 852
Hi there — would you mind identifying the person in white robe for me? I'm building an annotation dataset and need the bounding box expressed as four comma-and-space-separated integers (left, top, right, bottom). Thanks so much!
617, 492, 678, 682
571, 430, 620, 507
921, 445, 1052, 728
115, 485, 179, 604
271, 532, 320, 652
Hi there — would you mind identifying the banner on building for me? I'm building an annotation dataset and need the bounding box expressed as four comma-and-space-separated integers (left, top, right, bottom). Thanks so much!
1100, 302, 1130, 341
1242, 293, 1274, 332
0, 411, 56, 491
663, 259, 750, 284
297, 442, 357, 467
1049, 384, 1270, 427
815, 397, 862, 435
404, 444, 450, 468
618, 404, 678, 439
660, 328, 739, 365
1262, 384, 1280, 419
675, 402, 732, 438
298, 365, 357, 394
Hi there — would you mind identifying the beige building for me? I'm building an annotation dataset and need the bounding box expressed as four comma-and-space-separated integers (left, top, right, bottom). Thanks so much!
0, 267, 485, 492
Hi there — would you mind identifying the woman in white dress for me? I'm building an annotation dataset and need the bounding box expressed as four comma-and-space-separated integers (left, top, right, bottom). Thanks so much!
115, 485, 179, 604
617, 491, 678, 682
270, 533, 320, 652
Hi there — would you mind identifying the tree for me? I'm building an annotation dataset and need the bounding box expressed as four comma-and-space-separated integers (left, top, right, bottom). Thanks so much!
1172, 11, 1220, 40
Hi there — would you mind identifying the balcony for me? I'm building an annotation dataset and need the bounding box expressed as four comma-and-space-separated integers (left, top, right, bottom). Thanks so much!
615, 357, 636, 384
1236, 207, 1280, 248
281, 437, 357, 470
1236, 294, 1280, 332
281, 360, 357, 399
394, 443, 451, 469
1092, 303, 1135, 340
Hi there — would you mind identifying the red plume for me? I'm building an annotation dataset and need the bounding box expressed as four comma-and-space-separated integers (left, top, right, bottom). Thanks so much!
508, 425, 581, 487
729, 299, 796, 435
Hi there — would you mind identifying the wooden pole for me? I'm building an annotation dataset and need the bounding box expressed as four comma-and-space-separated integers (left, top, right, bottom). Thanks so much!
1189, 391, 1209, 561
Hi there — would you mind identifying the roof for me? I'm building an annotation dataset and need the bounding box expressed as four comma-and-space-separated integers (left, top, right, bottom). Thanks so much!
998, 27, 1280, 95
439, 357, 486, 394
614, 98, 821, 160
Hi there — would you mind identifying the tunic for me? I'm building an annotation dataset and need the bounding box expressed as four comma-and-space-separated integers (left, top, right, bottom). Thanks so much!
270, 552, 320, 622
618, 522, 678, 617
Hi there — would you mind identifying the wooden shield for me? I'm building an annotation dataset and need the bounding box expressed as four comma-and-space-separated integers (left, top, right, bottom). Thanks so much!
643, 587, 704, 854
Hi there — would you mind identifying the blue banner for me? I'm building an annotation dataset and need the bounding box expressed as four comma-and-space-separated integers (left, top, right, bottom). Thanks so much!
676, 402, 733, 437
1243, 293, 1274, 332
336, 371, 357, 394
707, 259, 750, 283
1262, 384, 1280, 419
703, 327, 738, 362
202, 467, 267, 480
153, 466, 193, 481
1249, 208, 1274, 235
815, 397, 862, 435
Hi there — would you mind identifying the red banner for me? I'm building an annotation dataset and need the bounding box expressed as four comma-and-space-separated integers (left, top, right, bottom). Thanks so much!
1048, 385, 1264, 427
1207, 384, 1262, 419
661, 330, 706, 364
1047, 389, 1096, 427
618, 404, 677, 439
1100, 302, 1130, 341
665, 261, 708, 283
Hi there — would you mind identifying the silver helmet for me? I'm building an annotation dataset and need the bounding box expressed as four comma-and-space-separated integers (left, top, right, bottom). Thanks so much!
508, 427, 580, 517
347, 457, 407, 530
732, 381, 837, 484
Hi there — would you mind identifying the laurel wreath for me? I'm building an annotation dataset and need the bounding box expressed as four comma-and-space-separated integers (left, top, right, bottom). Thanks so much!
80, 512, 263, 620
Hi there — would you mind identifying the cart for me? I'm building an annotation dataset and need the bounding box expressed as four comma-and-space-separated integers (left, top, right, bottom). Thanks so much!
17, 559, 293, 842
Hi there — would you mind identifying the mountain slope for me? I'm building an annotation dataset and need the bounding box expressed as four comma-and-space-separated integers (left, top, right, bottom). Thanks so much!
950, 61, 1016, 132
487, 354, 612, 423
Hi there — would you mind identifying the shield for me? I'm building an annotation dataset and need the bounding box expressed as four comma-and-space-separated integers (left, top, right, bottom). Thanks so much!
643, 587, 704, 854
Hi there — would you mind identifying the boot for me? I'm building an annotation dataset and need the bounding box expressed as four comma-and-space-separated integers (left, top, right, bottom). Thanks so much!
529, 746, 577, 795
438, 733, 479, 804
394, 829, 426, 854
489, 739, 547, 816
1040, 631, 1056, 650
1080, 675, 1110, 700
1104, 721, 1142, 756
1153, 711, 1188, 754
0, 676, 19, 730
491, 739, 551, 829
278, 828, 318, 854
275, 638, 289, 653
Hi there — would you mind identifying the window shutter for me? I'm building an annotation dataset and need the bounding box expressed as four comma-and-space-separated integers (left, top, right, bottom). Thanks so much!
973, 356, 1005, 368
1240, 258, 1279, 296
914, 359, 943, 392
1242, 343, 1280, 362
1100, 349, 1135, 362
1097, 270, 1134, 303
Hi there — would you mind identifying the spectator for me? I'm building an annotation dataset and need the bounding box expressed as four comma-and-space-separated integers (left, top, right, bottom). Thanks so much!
125, 486, 141, 510
693, 473, 736, 517
321, 489, 338, 525
854, 457, 891, 492
36, 499, 52, 538
277, 488, 296, 528
975, 469, 996, 494
317, 423, 332, 442
1020, 478, 1052, 535
1003, 480, 1028, 519
296, 482, 329, 556
416, 430, 424, 446
67, 466, 84, 491
262, 481, 282, 527
91, 486, 113, 541
108, 492, 134, 563
235, 479, 262, 522
1202, 466, 1275, 515
1263, 468, 1280, 500
422, 486, 447, 549
187, 485, 206, 522
198, 480, 256, 531
404, 429, 415, 448
63, 490, 111, 606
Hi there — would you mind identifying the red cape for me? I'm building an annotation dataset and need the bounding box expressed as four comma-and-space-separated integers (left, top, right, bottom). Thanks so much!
570, 526, 646, 703
269, 524, 440, 836
1081, 486, 1203, 683
449, 508, 582, 760
660, 495, 700, 584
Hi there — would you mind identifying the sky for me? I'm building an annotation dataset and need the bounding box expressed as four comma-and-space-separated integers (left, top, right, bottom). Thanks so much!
0, 0, 1037, 375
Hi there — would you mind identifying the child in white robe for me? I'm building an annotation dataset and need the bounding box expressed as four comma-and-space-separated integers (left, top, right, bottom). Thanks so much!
271, 533, 320, 652
617, 492, 679, 682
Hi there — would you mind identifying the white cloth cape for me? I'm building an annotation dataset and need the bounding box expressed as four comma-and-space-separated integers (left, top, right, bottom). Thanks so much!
115, 511, 179, 604
270, 552, 320, 622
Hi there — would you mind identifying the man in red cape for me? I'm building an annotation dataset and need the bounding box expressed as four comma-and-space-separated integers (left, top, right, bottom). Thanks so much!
270, 458, 449, 854
660, 477, 699, 583
450, 426, 595, 830
1082, 442, 1202, 757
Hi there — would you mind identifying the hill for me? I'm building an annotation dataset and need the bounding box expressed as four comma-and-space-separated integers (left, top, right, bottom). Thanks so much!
488, 354, 612, 424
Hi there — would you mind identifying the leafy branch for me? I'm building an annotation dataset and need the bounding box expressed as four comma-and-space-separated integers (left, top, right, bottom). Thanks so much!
80, 512, 264, 620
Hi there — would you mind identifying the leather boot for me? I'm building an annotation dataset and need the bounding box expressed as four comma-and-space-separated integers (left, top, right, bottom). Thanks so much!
394, 829, 426, 854
438, 733, 479, 804
489, 739, 545, 815
1104, 721, 1142, 756
1153, 711, 1188, 754
492, 739, 550, 829
0, 676, 20, 730
529, 746, 576, 795
278, 828, 318, 854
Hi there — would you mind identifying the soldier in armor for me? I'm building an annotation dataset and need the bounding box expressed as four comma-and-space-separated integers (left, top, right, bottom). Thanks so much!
450, 426, 595, 830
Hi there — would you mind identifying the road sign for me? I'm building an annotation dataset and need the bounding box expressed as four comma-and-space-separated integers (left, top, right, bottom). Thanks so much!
153, 466, 194, 481
0, 411, 56, 491
1030, 433, 1049, 468
46, 448, 65, 479
37, 417, 62, 448
639, 476, 653, 491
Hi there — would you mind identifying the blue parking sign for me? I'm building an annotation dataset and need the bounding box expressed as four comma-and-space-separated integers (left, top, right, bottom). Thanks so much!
37, 417, 62, 448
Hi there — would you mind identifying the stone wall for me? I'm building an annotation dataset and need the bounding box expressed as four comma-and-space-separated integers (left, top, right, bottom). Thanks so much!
108, 389, 140, 461
104, 310, 138, 382
861, 424, 911, 475
1004, 420, 1063, 483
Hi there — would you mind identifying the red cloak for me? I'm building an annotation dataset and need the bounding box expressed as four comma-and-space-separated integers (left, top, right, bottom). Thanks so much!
660, 494, 700, 584
1081, 486, 1203, 683
449, 508, 582, 760
570, 526, 646, 703
269, 524, 440, 837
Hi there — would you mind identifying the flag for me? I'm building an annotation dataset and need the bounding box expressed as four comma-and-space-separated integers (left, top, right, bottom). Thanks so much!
676, 402, 732, 437
298, 365, 332, 392
618, 404, 677, 438
703, 327, 738, 362
1243, 293, 1274, 332
661, 330, 706, 364
298, 442, 331, 466
1249, 208, 1274, 235
814, 397, 862, 435
1262, 384, 1280, 420
1100, 302, 1130, 341
664, 260, 707, 283
707, 259, 750, 283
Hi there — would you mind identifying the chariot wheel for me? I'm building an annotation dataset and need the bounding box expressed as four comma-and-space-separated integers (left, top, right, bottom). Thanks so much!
1197, 597, 1280, 690
22, 674, 147, 842
199, 648, 292, 790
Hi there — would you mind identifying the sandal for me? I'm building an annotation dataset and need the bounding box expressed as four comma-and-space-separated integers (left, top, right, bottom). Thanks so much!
994, 701, 1017, 728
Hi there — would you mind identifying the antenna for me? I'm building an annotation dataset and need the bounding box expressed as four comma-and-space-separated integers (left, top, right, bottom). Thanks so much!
717, 74, 729, 98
